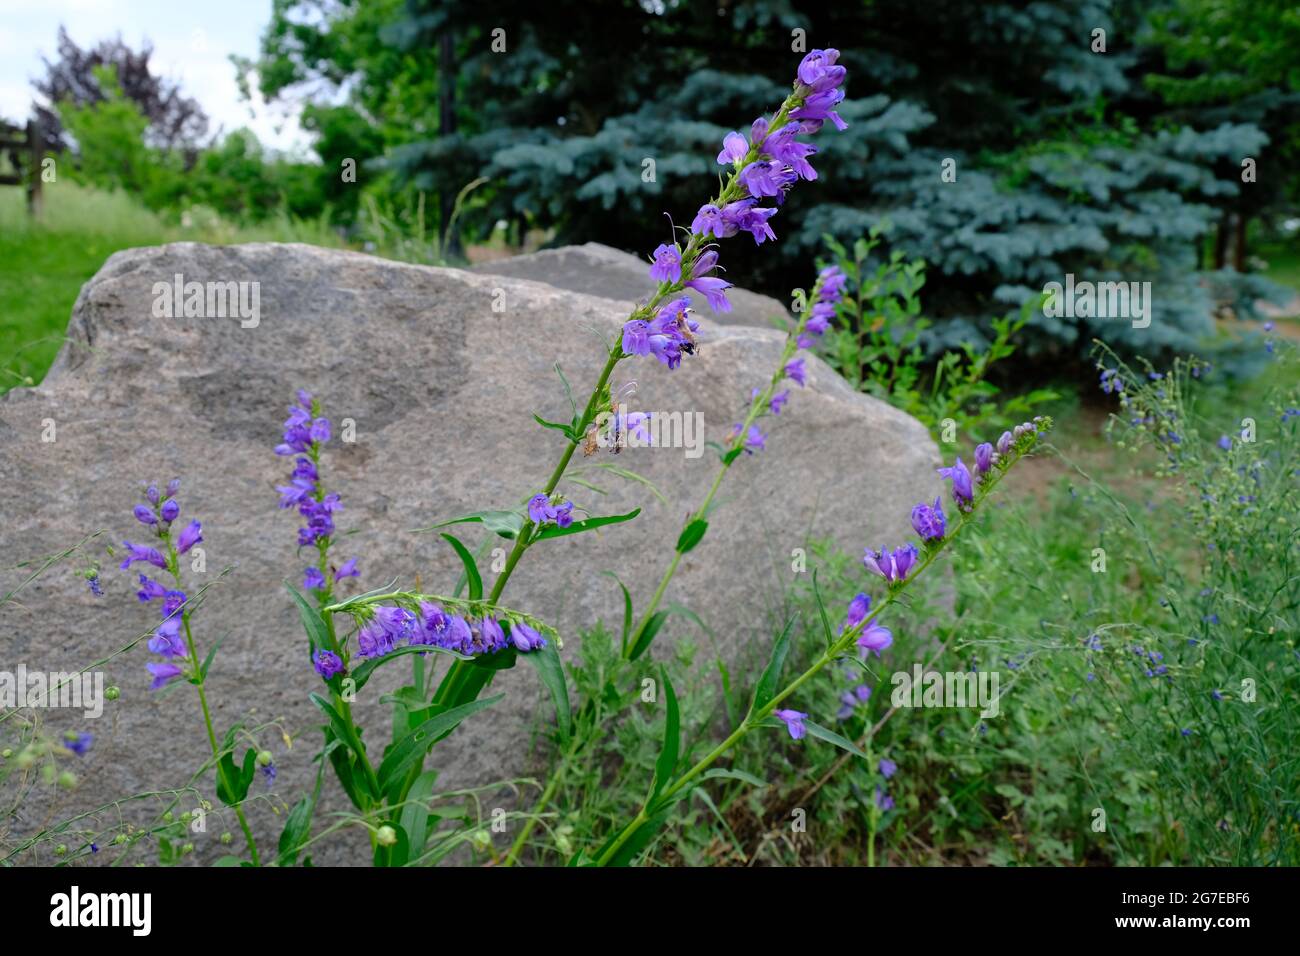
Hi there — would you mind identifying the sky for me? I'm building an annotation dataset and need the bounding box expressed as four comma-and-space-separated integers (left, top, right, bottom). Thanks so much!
0, 0, 312, 155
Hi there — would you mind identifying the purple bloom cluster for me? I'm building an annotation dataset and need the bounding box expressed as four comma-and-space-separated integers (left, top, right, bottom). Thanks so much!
798, 265, 846, 350
275, 391, 358, 590
351, 602, 547, 664
836, 683, 872, 721
62, 731, 94, 756
528, 493, 575, 529
843, 592, 893, 657
622, 297, 701, 370
120, 479, 203, 690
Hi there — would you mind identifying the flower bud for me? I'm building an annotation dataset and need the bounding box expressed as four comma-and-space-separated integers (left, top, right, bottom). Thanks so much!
55, 844, 67, 857
106, 686, 120, 701
376, 825, 398, 847
113, 833, 127, 845
181, 843, 194, 855
163, 811, 174, 824
220, 832, 233, 845
58, 770, 77, 789
1, 748, 12, 759
257, 750, 274, 767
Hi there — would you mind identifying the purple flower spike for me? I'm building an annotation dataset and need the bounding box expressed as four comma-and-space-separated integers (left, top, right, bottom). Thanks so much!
911, 497, 946, 542
774, 709, 808, 740
313, 649, 344, 679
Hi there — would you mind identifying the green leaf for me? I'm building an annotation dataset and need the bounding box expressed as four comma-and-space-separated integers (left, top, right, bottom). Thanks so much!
399, 771, 441, 862
377, 694, 503, 800
812, 570, 835, 649
627, 610, 668, 662
533, 413, 576, 440
440, 532, 483, 601
721, 446, 744, 466
199, 635, 225, 680
520, 639, 571, 741
675, 518, 708, 554
553, 361, 578, 421
372, 822, 410, 867
602, 571, 633, 653
532, 508, 641, 541
599, 805, 675, 867
702, 767, 769, 787
650, 667, 679, 804
590, 463, 669, 506
412, 510, 526, 539
286, 584, 329, 654
350, 643, 472, 692
802, 719, 869, 759
749, 618, 794, 715
277, 797, 314, 867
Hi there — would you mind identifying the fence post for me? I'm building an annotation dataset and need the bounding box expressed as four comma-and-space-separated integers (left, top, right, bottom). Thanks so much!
26, 119, 43, 219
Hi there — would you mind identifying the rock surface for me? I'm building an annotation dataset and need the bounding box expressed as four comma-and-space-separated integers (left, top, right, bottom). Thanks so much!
0, 242, 939, 864
473, 241, 789, 329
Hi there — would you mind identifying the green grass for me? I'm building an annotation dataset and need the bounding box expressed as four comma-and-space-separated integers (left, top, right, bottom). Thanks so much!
0, 183, 344, 391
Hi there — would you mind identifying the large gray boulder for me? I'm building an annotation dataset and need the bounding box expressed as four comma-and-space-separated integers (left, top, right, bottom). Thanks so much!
473, 241, 790, 329
0, 242, 939, 864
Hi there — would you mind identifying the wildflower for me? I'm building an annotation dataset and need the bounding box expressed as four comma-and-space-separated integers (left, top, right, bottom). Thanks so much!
86, 573, 103, 597
844, 592, 871, 632
133, 505, 157, 526
63, 732, 94, 756
357, 619, 396, 658
649, 243, 682, 284
146, 662, 184, 690
474, 617, 509, 654
774, 709, 808, 740
857, 620, 893, 657
509, 620, 547, 652
769, 389, 790, 415
334, 558, 360, 582
878, 758, 897, 779
684, 250, 733, 312
1217, 435, 1232, 450
1099, 368, 1122, 394
938, 457, 974, 511
260, 762, 277, 788
873, 786, 895, 811
996, 431, 1013, 455
528, 493, 576, 529
313, 649, 344, 679
1212, 689, 1225, 701
863, 544, 917, 583
160, 499, 180, 523
176, 520, 203, 555
119, 542, 167, 572
974, 442, 993, 476
716, 130, 748, 166
784, 358, 807, 386
304, 567, 327, 591
911, 497, 946, 542
148, 618, 186, 659
730, 424, 766, 454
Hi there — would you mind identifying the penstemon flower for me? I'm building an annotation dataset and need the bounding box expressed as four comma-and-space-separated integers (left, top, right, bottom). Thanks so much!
910, 498, 946, 542
527, 493, 575, 528
593, 419, 1052, 866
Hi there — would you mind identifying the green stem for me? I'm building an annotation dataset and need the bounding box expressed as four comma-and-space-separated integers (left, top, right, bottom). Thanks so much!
595, 426, 1048, 866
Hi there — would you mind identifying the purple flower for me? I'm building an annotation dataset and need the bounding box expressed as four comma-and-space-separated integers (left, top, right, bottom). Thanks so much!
1217, 435, 1232, 451
260, 762, 277, 788
856, 620, 893, 657
873, 786, 895, 812
649, 243, 682, 284
974, 442, 994, 476
878, 758, 897, 779
374, 606, 416, 643
691, 204, 725, 238
528, 493, 552, 523
796, 48, 845, 91
161, 590, 186, 616
938, 457, 974, 510
334, 558, 360, 582
510, 620, 547, 652
86, 573, 103, 597
304, 567, 327, 591
357, 620, 396, 658
911, 497, 946, 542
716, 130, 748, 165
764, 126, 818, 180
685, 250, 733, 312
133, 505, 157, 526
739, 160, 786, 198
774, 709, 808, 740
119, 542, 167, 572
313, 649, 344, 679
790, 86, 848, 132
176, 521, 203, 555
996, 431, 1013, 455
148, 617, 187, 659
146, 662, 184, 690
844, 592, 871, 631
475, 617, 508, 654
769, 390, 789, 415
145, 484, 160, 505
63, 731, 94, 756
784, 358, 807, 386
729, 423, 766, 454
136, 574, 166, 603
160, 499, 180, 523
863, 545, 914, 583
166, 477, 181, 497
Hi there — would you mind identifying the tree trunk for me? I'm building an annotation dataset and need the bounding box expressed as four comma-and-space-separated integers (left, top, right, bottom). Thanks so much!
1233, 210, 1248, 273
439, 30, 461, 260
1213, 209, 1231, 270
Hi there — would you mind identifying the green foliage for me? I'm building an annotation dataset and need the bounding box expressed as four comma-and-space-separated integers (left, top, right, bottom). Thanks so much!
817, 229, 1057, 441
